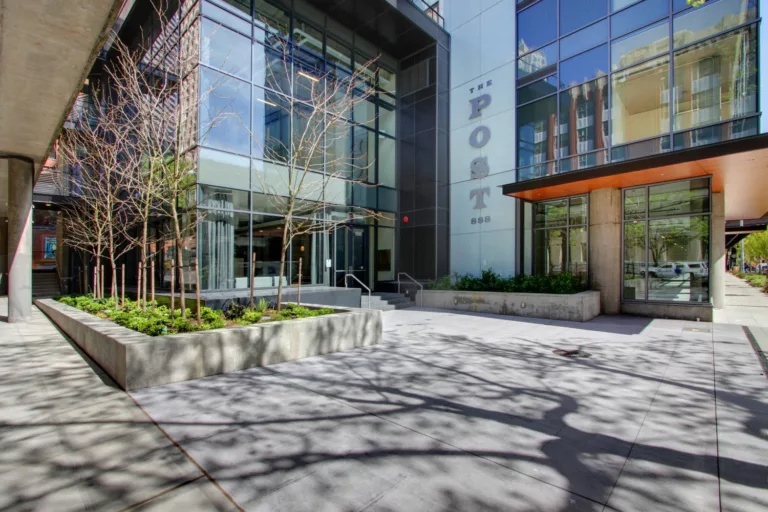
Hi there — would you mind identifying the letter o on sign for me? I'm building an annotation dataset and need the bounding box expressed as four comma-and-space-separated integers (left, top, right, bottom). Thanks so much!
469, 125, 491, 148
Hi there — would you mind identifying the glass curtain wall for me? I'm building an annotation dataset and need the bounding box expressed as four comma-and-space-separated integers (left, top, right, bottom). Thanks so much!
622, 177, 711, 303
195, 0, 398, 290
532, 196, 588, 282
516, 0, 759, 181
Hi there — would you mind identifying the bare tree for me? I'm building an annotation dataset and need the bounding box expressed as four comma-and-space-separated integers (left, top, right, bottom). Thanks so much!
251, 38, 387, 310
58, 93, 138, 300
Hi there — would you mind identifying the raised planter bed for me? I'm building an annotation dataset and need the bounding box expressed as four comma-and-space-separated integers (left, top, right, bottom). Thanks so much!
416, 290, 601, 322
35, 299, 382, 390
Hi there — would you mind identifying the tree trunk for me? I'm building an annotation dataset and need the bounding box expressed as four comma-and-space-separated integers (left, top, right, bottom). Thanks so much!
101, 265, 105, 300
142, 260, 148, 311
150, 259, 155, 311
137, 260, 142, 308
276, 221, 290, 312
170, 201, 186, 320
121, 264, 125, 307
110, 263, 117, 301
250, 251, 255, 310
298, 257, 302, 306
170, 259, 175, 316
194, 258, 201, 324
93, 266, 98, 299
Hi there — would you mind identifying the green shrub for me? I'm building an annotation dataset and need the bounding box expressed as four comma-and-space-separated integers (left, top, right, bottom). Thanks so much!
200, 307, 222, 324
240, 311, 263, 324
745, 274, 767, 288
733, 271, 746, 279
223, 302, 247, 320
256, 298, 269, 313
427, 275, 453, 290
448, 269, 586, 295
171, 317, 198, 333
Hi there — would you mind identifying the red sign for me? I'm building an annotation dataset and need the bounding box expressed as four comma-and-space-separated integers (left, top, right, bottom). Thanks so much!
403, 216, 409, 223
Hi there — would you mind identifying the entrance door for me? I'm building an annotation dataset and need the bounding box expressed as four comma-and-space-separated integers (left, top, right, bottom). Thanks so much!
335, 227, 369, 288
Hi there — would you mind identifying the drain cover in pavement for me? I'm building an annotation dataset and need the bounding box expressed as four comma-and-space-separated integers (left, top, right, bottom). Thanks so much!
683, 327, 711, 333
553, 349, 592, 358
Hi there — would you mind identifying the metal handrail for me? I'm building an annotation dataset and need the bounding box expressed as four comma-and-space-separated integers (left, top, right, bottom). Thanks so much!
397, 272, 424, 308
344, 274, 371, 309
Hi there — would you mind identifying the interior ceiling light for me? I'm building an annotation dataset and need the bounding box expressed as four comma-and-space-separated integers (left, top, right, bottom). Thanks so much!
298, 71, 319, 82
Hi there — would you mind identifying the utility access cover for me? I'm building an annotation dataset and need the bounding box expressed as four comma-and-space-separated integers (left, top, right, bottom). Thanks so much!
553, 349, 592, 359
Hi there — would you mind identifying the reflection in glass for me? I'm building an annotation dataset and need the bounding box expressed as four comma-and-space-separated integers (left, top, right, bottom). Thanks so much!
535, 199, 567, 228
560, 20, 608, 60
534, 228, 567, 275
611, 56, 670, 145
378, 136, 396, 188
568, 226, 588, 282
673, 0, 757, 48
611, 0, 668, 39
252, 88, 290, 161
253, 43, 290, 93
559, 44, 608, 89
200, 210, 250, 290
648, 178, 710, 218
254, 0, 290, 38
673, 116, 759, 150
560, 0, 607, 36
623, 187, 646, 220
673, 25, 757, 131
623, 220, 646, 300
251, 214, 287, 285
518, 0, 557, 55
201, 19, 251, 80
518, 96, 557, 169
292, 230, 324, 285
611, 21, 669, 71
647, 216, 709, 302
613, 0, 641, 11
519, 75, 558, 104
569, 196, 588, 225
200, 186, 249, 211
517, 43, 557, 81
558, 79, 609, 158
379, 94, 396, 135
200, 68, 251, 154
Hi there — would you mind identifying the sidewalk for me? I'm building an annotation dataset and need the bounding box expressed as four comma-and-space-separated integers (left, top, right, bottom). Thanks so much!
715, 273, 768, 359
0, 298, 236, 511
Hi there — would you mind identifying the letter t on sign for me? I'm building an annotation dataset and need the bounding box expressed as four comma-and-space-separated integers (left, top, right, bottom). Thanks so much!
469, 94, 492, 120
470, 188, 491, 210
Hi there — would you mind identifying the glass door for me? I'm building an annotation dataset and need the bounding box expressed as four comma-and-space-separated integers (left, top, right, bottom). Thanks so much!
335, 227, 369, 288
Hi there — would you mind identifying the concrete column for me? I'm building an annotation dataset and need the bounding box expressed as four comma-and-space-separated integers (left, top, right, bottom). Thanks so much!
711, 191, 725, 309
0, 218, 7, 296
588, 188, 622, 315
7, 158, 34, 322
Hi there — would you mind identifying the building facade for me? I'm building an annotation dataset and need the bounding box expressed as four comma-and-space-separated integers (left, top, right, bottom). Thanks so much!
447, 0, 768, 320
24, 0, 768, 321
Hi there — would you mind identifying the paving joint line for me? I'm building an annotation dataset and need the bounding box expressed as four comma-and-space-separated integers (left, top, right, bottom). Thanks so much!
264, 367, 610, 510
600, 334, 686, 511
742, 326, 768, 379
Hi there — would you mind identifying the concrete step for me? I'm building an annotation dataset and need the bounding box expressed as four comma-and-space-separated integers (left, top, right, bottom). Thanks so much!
361, 292, 415, 311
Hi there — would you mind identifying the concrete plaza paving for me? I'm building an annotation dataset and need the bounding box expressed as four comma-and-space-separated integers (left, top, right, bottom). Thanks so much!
2, 279, 768, 511
0, 298, 236, 511
132, 307, 768, 511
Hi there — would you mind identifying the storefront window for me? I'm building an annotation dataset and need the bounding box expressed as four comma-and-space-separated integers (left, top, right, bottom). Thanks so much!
199, 210, 250, 290
532, 196, 588, 283
622, 178, 711, 303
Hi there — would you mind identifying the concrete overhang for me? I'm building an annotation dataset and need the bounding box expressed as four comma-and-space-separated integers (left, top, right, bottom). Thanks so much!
0, 0, 123, 173
300, 0, 448, 57
502, 133, 768, 222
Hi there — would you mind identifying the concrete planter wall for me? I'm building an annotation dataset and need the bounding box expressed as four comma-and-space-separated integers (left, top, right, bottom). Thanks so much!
416, 290, 601, 322
35, 299, 382, 390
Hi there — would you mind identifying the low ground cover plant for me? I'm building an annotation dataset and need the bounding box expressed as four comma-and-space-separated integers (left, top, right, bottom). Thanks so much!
427, 269, 586, 294
54, 295, 335, 336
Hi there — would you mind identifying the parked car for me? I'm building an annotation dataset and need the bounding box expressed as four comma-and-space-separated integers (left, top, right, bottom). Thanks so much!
646, 262, 708, 280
